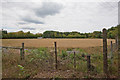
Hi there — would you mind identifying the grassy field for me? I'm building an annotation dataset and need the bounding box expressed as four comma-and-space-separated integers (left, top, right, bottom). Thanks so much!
2, 39, 118, 78
2, 39, 115, 48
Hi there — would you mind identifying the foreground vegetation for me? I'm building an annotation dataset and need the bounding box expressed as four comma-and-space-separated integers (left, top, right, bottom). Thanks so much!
1, 25, 118, 39
2, 46, 118, 78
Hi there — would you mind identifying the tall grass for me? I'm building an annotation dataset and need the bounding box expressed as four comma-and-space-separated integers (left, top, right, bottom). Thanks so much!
2, 47, 54, 78
2, 46, 118, 78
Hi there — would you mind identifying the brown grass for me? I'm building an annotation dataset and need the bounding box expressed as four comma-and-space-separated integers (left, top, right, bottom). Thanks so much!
2, 39, 115, 48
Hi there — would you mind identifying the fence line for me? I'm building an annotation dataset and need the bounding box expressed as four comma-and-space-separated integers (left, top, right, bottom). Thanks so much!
1, 46, 21, 49
1, 43, 25, 60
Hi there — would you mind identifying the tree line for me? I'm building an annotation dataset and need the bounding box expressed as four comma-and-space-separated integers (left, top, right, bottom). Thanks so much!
1, 30, 42, 39
42, 25, 118, 39
1, 25, 118, 39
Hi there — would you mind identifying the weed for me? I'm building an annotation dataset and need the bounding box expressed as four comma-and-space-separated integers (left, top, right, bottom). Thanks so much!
60, 50, 68, 59
67, 48, 73, 51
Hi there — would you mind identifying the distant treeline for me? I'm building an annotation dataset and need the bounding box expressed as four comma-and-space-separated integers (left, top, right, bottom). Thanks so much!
1, 25, 119, 39
1, 31, 42, 39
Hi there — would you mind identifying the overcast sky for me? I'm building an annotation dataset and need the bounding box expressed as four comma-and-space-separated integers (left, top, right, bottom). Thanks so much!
0, 0, 119, 33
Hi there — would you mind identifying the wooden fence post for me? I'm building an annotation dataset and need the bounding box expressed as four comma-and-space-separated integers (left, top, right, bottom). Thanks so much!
118, 25, 120, 78
110, 41, 113, 64
110, 41, 113, 59
54, 42, 57, 69
22, 43, 24, 60
87, 55, 91, 72
20, 48, 22, 60
74, 51, 76, 69
116, 36, 119, 50
116, 36, 117, 48
103, 28, 108, 76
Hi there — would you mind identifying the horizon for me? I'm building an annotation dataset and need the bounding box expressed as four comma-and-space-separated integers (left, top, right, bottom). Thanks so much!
1, 24, 117, 34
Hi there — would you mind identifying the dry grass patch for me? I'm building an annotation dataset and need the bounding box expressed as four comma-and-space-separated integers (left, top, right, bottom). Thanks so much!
2, 39, 115, 48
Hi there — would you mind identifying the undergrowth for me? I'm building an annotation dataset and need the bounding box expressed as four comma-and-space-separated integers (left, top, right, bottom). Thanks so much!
2, 46, 118, 78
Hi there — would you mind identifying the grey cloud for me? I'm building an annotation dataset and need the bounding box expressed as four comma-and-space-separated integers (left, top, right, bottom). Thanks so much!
21, 27, 36, 30
21, 16, 44, 24
2, 2, 63, 24
18, 22, 27, 25
34, 2, 63, 18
